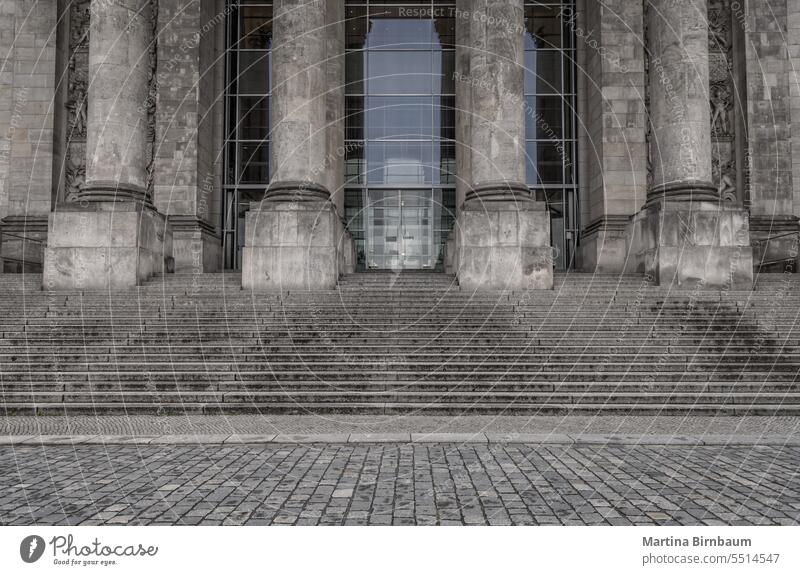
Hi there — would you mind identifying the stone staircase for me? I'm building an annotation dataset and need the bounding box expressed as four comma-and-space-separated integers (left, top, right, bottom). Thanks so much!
1, 270, 799, 415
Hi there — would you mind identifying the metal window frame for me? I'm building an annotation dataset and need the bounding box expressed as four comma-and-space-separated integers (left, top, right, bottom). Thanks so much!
524, 0, 579, 270
223, 1, 273, 269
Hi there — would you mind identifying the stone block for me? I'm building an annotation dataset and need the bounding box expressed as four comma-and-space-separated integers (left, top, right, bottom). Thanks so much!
242, 199, 349, 290
628, 201, 754, 289
457, 201, 553, 290
43, 203, 172, 290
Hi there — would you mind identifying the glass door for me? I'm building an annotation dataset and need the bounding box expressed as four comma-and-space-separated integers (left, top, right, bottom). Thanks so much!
366, 189, 434, 270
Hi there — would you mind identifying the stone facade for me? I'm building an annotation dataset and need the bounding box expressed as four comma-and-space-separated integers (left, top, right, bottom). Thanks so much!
577, 0, 648, 273
0, 0, 57, 272
0, 0, 798, 290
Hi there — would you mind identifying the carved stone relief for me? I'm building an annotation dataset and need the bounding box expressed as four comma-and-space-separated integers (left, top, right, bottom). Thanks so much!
708, 0, 739, 204
64, 0, 90, 202
145, 0, 158, 197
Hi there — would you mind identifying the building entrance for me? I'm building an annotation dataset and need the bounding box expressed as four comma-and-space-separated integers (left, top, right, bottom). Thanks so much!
365, 189, 437, 270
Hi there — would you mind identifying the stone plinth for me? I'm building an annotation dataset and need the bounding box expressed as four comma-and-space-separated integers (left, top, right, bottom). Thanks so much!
242, 200, 345, 291
457, 201, 553, 291
628, 201, 753, 289
43, 203, 172, 290
749, 215, 799, 273
169, 216, 220, 274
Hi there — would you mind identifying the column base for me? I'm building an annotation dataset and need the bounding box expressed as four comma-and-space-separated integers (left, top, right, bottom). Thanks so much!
628, 200, 753, 289
43, 201, 173, 290
168, 216, 221, 273
242, 199, 348, 291
456, 200, 553, 291
0, 216, 48, 273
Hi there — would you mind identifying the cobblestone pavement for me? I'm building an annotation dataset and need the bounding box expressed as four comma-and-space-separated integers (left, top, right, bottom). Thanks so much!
1, 443, 798, 526
2, 415, 799, 437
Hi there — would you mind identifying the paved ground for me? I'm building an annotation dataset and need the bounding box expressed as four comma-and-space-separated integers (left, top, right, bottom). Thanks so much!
2, 415, 800, 436
1, 442, 798, 526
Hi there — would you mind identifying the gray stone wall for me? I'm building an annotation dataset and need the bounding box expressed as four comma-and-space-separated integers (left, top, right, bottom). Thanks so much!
578, 0, 647, 271
745, 0, 798, 270
154, 0, 222, 271
0, 0, 58, 270
0, 0, 14, 222
745, 0, 794, 217
789, 0, 800, 218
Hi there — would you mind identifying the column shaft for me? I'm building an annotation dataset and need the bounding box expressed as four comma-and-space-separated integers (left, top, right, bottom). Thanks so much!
465, 0, 528, 202
77, 0, 153, 203
266, 0, 329, 201
646, 0, 716, 202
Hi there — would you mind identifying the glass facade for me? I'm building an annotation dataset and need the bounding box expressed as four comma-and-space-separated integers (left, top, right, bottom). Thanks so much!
524, 0, 578, 270
223, 1, 272, 269
222, 1, 578, 271
343, 0, 457, 271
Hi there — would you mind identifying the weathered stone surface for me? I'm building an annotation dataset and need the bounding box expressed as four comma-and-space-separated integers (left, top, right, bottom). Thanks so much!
457, 201, 553, 290
578, 0, 647, 272
81, 0, 153, 197
629, 201, 753, 289
43, 202, 172, 290
242, 200, 342, 290
0, 0, 57, 268
154, 0, 221, 272
646, 0, 715, 200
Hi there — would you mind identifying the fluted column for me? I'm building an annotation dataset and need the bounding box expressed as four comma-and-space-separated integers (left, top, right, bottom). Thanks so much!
242, 0, 348, 289
43, 0, 172, 290
646, 0, 716, 203
465, 0, 528, 203
455, 0, 552, 290
77, 0, 154, 204
265, 0, 329, 201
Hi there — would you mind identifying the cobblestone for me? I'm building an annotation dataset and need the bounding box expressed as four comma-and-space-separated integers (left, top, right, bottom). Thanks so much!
1, 415, 799, 437
0, 443, 797, 526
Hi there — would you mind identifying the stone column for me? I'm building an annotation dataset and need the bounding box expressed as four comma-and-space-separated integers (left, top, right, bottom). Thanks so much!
456, 0, 552, 290
629, 0, 752, 288
646, 0, 716, 203
44, 0, 172, 290
79, 0, 154, 203
242, 0, 350, 290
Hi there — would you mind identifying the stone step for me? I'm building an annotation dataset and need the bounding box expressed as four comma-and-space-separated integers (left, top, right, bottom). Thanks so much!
2, 402, 797, 416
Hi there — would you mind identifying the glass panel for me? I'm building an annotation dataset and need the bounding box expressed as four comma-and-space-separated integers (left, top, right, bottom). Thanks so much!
525, 50, 561, 94
366, 96, 432, 140
367, 6, 433, 49
345, 5, 368, 49
367, 51, 433, 94
433, 13, 456, 49
238, 142, 270, 183
367, 141, 432, 185
525, 96, 563, 139
435, 95, 455, 141
437, 141, 455, 185
345, 141, 365, 184
237, 51, 270, 94
525, 4, 562, 49
345, 51, 365, 94
366, 189, 402, 269
239, 5, 272, 50
526, 141, 565, 185
433, 51, 455, 94
345, 96, 365, 140
237, 96, 269, 140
